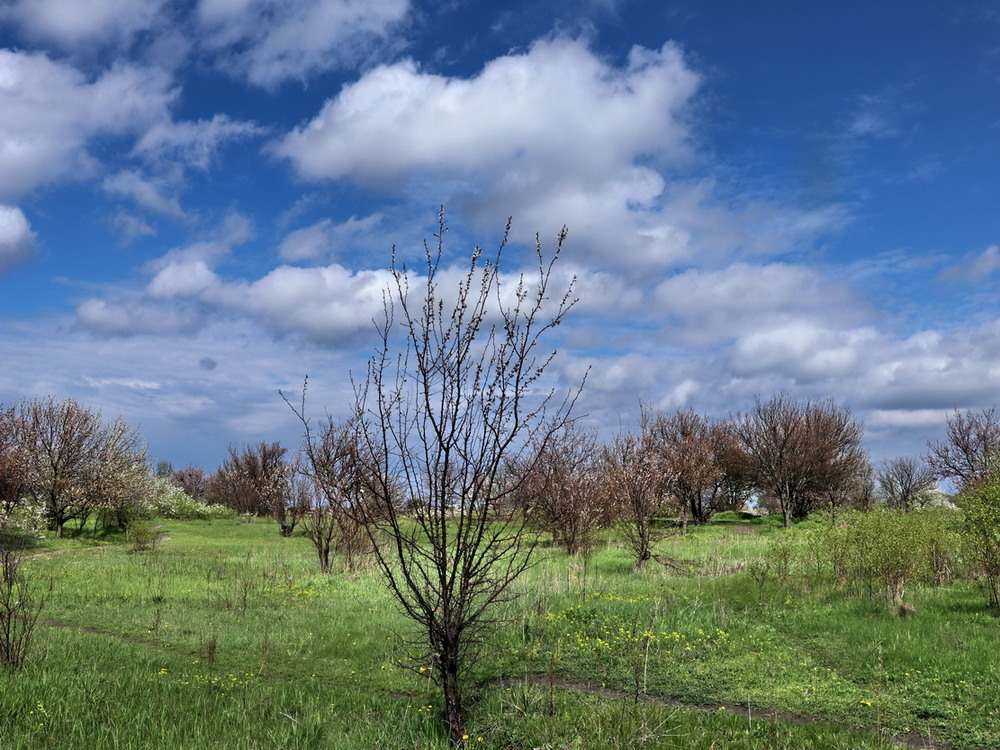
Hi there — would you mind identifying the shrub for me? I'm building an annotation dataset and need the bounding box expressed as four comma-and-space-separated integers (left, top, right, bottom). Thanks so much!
148, 477, 237, 521
126, 519, 161, 552
0, 546, 44, 670
823, 507, 962, 614
957, 474, 1000, 611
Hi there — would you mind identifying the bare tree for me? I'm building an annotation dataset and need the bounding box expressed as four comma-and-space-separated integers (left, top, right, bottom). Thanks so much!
732, 393, 866, 528
926, 406, 1000, 491
213, 442, 309, 536
351, 214, 578, 744
877, 456, 936, 512
648, 410, 742, 526
16, 397, 147, 537
515, 424, 607, 555
0, 548, 45, 671
294, 413, 379, 573
172, 465, 208, 500
604, 425, 669, 570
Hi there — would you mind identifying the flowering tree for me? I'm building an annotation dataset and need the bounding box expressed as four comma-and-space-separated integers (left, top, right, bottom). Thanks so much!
17, 397, 147, 537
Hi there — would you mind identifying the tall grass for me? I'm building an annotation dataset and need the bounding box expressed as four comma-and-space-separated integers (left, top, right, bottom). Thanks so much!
0, 515, 994, 748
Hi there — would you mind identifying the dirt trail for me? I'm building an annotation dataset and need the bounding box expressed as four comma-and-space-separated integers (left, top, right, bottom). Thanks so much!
490, 676, 961, 750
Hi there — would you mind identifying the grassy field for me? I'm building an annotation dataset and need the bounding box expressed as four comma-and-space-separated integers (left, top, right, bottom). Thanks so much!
0, 516, 995, 749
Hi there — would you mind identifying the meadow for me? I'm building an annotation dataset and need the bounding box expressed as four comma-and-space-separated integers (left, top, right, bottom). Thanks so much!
1, 515, 996, 749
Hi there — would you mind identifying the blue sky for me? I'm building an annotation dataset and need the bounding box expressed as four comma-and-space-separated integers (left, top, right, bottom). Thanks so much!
1, 0, 998, 471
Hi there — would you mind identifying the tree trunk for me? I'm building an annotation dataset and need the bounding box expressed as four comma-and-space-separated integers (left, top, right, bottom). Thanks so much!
782, 509, 791, 529
634, 549, 650, 571
441, 653, 464, 745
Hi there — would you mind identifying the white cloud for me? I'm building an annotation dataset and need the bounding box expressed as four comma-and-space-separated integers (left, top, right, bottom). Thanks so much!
1, 0, 168, 50
275, 38, 697, 183
83, 376, 162, 391
278, 214, 384, 262
203, 264, 394, 342
147, 259, 218, 299
103, 170, 186, 218
75, 298, 201, 336
274, 38, 847, 271
133, 114, 265, 170
0, 50, 176, 202
195, 0, 410, 88
0, 204, 35, 272
729, 321, 878, 384
940, 244, 1000, 283
651, 262, 865, 346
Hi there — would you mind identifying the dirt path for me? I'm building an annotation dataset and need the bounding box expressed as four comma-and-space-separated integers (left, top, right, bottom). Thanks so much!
490, 676, 961, 750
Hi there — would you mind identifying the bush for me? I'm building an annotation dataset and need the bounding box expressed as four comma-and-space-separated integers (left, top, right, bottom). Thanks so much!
148, 477, 237, 521
126, 519, 161, 552
0, 547, 44, 670
0, 501, 47, 542
957, 475, 1000, 611
823, 507, 962, 614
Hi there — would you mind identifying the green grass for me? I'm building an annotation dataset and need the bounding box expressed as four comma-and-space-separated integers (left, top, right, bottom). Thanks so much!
0, 516, 995, 748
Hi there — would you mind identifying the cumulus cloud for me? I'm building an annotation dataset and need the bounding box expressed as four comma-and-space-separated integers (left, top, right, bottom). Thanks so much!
195, 0, 410, 88
275, 38, 697, 183
147, 259, 219, 298
0, 50, 176, 202
274, 38, 847, 270
273, 37, 703, 266
0, 0, 169, 51
729, 322, 879, 384
0, 205, 36, 272
203, 264, 394, 342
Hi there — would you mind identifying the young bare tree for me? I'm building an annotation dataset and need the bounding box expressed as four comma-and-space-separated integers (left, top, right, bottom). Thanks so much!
877, 455, 937, 512
294, 414, 378, 573
732, 393, 866, 528
0, 547, 45, 671
604, 426, 669, 570
354, 214, 578, 744
515, 424, 607, 555
926, 406, 1000, 491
